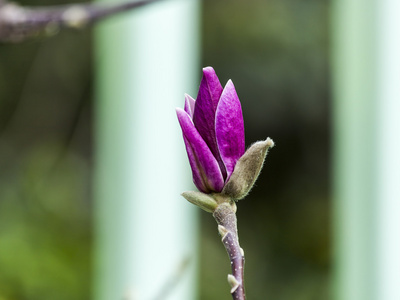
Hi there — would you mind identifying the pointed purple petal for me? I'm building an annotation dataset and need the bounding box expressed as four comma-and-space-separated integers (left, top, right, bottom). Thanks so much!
192, 67, 226, 178
176, 108, 224, 193
184, 94, 196, 118
181, 135, 208, 192
215, 80, 245, 180
196, 67, 223, 111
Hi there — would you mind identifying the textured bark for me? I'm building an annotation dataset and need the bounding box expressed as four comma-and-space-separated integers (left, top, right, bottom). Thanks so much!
213, 203, 246, 300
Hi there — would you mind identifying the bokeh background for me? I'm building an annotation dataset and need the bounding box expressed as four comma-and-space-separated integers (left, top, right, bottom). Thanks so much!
0, 0, 330, 299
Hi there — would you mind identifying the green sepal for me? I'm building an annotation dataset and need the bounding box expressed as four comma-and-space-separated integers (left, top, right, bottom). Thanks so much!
222, 137, 274, 200
181, 191, 218, 213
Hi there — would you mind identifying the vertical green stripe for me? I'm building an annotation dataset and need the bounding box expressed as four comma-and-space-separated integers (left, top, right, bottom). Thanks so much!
332, 0, 400, 299
94, 1, 200, 299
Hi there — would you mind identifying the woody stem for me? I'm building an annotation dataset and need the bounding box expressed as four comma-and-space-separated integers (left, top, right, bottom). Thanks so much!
213, 202, 246, 300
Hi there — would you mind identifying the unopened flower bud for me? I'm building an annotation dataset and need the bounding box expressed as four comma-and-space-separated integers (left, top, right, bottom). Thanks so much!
176, 67, 245, 194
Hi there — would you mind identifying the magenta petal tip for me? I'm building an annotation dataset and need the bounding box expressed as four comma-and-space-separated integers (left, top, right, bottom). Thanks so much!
184, 94, 196, 118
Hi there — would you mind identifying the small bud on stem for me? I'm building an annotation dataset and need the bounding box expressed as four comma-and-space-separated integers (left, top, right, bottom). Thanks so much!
227, 274, 240, 293
181, 191, 218, 212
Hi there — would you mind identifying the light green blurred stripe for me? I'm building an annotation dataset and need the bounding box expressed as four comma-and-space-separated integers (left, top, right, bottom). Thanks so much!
332, 0, 400, 299
93, 0, 200, 299
374, 0, 400, 299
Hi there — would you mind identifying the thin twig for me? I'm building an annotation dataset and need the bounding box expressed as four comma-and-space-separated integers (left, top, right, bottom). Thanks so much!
0, 0, 162, 42
213, 202, 246, 300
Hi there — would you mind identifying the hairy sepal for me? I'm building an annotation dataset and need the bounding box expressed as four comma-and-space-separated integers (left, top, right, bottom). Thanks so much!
221, 137, 274, 200
181, 191, 218, 213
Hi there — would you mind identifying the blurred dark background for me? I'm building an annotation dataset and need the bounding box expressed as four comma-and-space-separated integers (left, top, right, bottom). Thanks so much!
0, 0, 330, 299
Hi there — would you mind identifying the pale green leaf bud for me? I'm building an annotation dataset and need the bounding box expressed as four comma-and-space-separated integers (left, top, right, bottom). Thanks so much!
221, 137, 274, 200
227, 274, 240, 293
181, 191, 218, 213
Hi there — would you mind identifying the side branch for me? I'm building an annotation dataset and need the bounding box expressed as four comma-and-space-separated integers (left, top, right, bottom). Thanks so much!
0, 0, 161, 42
213, 202, 246, 300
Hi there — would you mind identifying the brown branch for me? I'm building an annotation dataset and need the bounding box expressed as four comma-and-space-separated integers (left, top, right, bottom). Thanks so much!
0, 0, 161, 42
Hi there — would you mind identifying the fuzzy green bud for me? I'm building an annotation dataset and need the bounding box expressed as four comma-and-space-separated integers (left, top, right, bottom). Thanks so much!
221, 138, 274, 200
181, 191, 218, 212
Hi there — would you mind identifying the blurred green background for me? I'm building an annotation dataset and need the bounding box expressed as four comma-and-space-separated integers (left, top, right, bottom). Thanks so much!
0, 0, 329, 299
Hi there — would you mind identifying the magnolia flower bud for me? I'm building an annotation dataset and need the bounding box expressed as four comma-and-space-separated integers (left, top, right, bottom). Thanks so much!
221, 138, 274, 200
178, 67, 274, 211
176, 67, 245, 194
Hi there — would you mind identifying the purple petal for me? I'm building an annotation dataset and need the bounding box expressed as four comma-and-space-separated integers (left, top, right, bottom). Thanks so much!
176, 108, 224, 193
215, 80, 245, 180
192, 67, 226, 177
184, 94, 196, 118
195, 67, 223, 112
